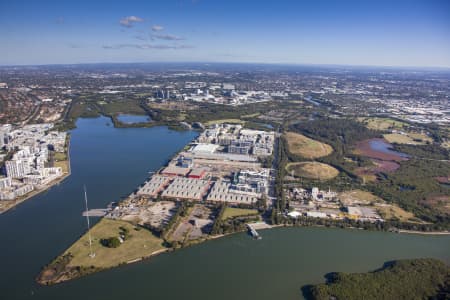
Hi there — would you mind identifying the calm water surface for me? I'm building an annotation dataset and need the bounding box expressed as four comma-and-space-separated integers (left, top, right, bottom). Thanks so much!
116, 114, 151, 124
369, 139, 409, 158
0, 116, 448, 300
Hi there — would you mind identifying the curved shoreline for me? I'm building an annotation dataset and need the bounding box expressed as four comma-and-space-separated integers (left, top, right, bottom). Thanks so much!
36, 220, 450, 285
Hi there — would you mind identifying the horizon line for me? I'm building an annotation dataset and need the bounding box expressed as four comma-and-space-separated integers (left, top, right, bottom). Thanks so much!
1, 60, 450, 71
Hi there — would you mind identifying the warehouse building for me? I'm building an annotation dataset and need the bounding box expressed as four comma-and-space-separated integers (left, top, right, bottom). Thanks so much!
161, 177, 211, 201
161, 165, 191, 177
137, 175, 172, 198
206, 181, 258, 204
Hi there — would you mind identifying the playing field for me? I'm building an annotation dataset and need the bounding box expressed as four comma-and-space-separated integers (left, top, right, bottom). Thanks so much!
285, 132, 333, 159
65, 218, 165, 269
286, 162, 339, 180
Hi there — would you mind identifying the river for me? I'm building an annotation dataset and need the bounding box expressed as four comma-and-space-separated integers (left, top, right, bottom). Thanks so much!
0, 116, 448, 300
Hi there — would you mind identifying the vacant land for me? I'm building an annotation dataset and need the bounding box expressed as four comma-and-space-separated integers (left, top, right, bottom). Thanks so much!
54, 160, 69, 173
339, 190, 383, 205
384, 133, 432, 145
286, 162, 339, 180
359, 117, 407, 131
338, 190, 420, 222
375, 203, 417, 222
66, 218, 165, 269
222, 207, 259, 220
285, 131, 333, 159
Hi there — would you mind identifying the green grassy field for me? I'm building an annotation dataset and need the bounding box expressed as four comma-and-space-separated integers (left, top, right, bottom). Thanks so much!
100, 100, 145, 115
65, 218, 165, 269
205, 119, 246, 125
383, 132, 432, 145
359, 117, 407, 131
285, 131, 333, 159
54, 152, 67, 161
286, 162, 339, 180
221, 207, 259, 220
54, 160, 69, 173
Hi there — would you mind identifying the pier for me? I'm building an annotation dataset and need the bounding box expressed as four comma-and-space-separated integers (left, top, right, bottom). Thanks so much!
82, 208, 110, 217
247, 222, 272, 239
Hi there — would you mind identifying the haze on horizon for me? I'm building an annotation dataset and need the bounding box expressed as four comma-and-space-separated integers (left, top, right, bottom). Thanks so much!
1, 0, 449, 68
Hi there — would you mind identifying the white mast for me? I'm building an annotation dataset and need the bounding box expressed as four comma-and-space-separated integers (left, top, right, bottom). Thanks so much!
84, 185, 95, 258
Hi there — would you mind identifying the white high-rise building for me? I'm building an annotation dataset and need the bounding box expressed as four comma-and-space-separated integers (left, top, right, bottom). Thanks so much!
0, 177, 12, 189
5, 160, 27, 179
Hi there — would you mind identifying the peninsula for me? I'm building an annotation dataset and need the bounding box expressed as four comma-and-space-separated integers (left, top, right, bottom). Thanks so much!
38, 120, 449, 285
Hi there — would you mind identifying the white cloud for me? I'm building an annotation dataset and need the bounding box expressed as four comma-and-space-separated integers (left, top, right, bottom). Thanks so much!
152, 34, 184, 41
102, 43, 193, 50
151, 25, 164, 32
119, 16, 144, 28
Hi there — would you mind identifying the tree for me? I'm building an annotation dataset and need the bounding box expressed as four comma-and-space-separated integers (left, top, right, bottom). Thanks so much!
101, 237, 121, 248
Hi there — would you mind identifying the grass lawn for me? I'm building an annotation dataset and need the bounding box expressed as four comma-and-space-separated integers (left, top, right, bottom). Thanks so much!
222, 207, 259, 220
359, 117, 407, 131
285, 131, 333, 159
383, 133, 432, 145
286, 162, 339, 180
66, 218, 165, 269
54, 152, 67, 161
54, 160, 69, 173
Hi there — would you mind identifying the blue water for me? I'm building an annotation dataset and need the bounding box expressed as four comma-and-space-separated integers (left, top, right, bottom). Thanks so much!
0, 116, 197, 300
369, 139, 409, 158
116, 114, 151, 124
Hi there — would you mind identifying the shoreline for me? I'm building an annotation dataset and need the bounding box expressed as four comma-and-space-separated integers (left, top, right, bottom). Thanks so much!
37, 220, 450, 285
0, 137, 72, 215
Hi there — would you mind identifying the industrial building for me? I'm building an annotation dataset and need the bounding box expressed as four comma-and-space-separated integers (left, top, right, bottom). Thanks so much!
161, 165, 191, 177
161, 177, 211, 201
188, 168, 207, 179
136, 175, 172, 198
206, 181, 258, 204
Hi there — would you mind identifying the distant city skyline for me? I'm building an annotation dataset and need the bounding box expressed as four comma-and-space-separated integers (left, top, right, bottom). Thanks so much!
1, 0, 449, 68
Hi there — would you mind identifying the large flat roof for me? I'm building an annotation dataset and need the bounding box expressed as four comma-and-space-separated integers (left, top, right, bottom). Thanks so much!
191, 143, 219, 154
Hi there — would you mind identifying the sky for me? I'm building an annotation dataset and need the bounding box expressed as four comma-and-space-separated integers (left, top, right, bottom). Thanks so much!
1, 0, 449, 67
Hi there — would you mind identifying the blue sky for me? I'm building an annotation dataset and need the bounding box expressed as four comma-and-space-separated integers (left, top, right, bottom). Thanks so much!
1, 0, 449, 67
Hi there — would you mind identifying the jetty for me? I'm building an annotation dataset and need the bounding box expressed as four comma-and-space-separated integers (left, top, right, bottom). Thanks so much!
247, 222, 272, 239
82, 208, 110, 217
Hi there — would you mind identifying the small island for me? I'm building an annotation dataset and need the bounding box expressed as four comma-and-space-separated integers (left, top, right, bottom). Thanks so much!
37, 123, 273, 284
